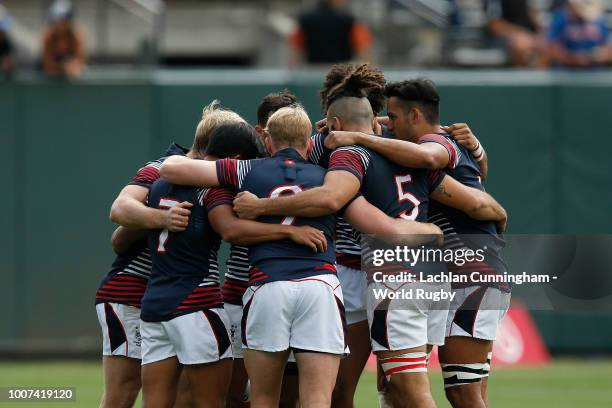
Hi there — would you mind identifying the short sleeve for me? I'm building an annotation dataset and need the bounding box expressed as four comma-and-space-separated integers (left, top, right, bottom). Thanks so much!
128, 160, 162, 189
215, 159, 253, 190
202, 187, 236, 211
328, 146, 371, 185
547, 11, 565, 42
308, 133, 327, 165
419, 134, 461, 169
428, 170, 446, 193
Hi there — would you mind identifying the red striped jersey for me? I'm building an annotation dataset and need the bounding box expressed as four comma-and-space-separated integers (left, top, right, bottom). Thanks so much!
222, 245, 250, 305
309, 132, 362, 269
215, 148, 337, 285
328, 145, 443, 222
141, 180, 233, 322
95, 143, 188, 308
328, 145, 447, 281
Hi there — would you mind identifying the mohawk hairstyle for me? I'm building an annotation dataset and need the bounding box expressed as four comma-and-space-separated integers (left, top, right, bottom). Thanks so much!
320, 63, 386, 114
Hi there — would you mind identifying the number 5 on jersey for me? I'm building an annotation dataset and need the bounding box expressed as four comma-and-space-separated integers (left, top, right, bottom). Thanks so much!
157, 197, 181, 253
395, 174, 421, 220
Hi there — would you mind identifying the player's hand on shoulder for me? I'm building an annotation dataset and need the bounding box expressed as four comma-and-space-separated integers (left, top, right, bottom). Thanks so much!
315, 118, 329, 134
444, 123, 479, 151
376, 116, 390, 127
164, 201, 192, 232
324, 131, 362, 150
288, 226, 327, 253
233, 191, 262, 220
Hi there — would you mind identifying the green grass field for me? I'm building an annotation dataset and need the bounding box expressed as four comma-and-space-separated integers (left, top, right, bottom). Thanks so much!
0, 360, 611, 407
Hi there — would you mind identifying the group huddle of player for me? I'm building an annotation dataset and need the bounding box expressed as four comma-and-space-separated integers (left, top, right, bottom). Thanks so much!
95, 63, 510, 408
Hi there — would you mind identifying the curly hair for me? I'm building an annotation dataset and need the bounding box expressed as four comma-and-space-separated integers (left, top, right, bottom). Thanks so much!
319, 63, 386, 114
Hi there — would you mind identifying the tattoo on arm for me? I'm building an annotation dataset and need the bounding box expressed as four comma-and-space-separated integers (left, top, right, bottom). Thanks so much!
437, 185, 452, 198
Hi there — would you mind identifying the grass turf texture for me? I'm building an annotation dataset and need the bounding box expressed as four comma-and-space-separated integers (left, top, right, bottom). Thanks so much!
0, 360, 611, 407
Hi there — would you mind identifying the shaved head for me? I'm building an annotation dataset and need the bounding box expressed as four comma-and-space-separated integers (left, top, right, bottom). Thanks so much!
326, 97, 374, 130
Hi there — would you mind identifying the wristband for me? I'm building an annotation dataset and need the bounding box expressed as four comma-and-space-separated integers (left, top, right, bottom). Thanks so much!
471, 141, 484, 162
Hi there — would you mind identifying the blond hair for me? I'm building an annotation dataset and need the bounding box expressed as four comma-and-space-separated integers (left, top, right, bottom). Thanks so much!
193, 100, 246, 154
265, 105, 312, 150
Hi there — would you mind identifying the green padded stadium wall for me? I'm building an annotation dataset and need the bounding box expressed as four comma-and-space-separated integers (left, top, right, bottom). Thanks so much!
1, 70, 611, 355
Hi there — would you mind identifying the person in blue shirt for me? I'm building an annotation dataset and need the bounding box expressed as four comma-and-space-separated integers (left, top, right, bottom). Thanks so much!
548, 0, 612, 67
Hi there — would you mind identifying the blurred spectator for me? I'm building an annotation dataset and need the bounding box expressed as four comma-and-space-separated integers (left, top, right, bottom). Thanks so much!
548, 0, 611, 68
289, 0, 373, 66
485, 0, 547, 67
0, 5, 15, 76
42, 0, 86, 78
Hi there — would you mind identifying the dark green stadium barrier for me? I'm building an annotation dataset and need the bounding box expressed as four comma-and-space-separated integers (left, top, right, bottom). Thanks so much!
1, 83, 18, 341
1, 70, 611, 354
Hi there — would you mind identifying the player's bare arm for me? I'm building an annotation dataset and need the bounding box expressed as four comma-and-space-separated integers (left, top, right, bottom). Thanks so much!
431, 175, 507, 232
109, 185, 192, 232
208, 205, 327, 252
442, 123, 489, 180
110, 226, 148, 255
233, 170, 361, 219
324, 131, 451, 169
343, 196, 443, 247
160, 155, 220, 187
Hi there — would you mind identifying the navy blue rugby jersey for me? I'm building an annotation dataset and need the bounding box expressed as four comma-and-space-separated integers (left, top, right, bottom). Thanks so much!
95, 143, 188, 308
328, 145, 443, 222
140, 179, 233, 322
328, 145, 446, 280
216, 148, 337, 285
422, 132, 508, 291
309, 132, 361, 269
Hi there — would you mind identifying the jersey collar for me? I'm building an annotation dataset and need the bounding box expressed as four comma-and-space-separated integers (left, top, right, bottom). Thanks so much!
273, 148, 307, 162
165, 142, 189, 156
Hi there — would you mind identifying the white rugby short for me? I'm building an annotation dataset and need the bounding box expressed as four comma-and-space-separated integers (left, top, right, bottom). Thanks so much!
337, 264, 368, 325
140, 308, 232, 365
96, 302, 142, 360
367, 282, 450, 352
446, 286, 511, 340
241, 274, 348, 355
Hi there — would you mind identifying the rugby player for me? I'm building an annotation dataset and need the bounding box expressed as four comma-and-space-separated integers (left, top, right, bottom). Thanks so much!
96, 102, 244, 408
331, 79, 507, 408
97, 147, 188, 408
324, 78, 508, 408
138, 121, 333, 408
160, 105, 444, 407
311, 63, 485, 408
230, 70, 506, 408
224, 90, 301, 408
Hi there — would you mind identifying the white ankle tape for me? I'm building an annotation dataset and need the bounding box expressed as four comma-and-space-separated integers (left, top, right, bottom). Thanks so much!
441, 362, 488, 388
380, 352, 428, 381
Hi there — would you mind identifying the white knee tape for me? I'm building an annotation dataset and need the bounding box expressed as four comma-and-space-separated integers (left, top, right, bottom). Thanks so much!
483, 351, 492, 377
380, 352, 428, 382
441, 362, 488, 388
